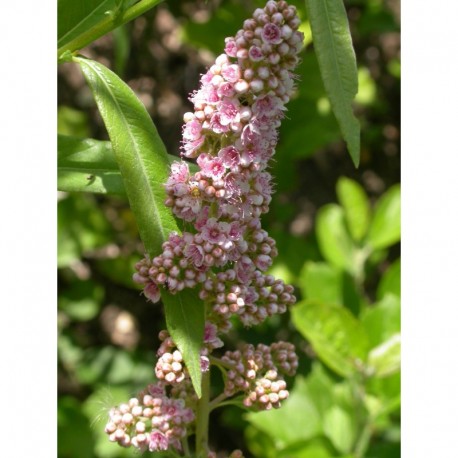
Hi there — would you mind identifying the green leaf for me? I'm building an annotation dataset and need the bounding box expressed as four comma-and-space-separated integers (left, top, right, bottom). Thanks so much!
163, 289, 205, 398
306, 364, 358, 453
58, 134, 126, 195
58, 134, 194, 195
75, 56, 178, 255
299, 262, 343, 305
366, 371, 400, 415
367, 184, 401, 250
376, 258, 401, 300
304, 363, 336, 417
316, 204, 356, 274
292, 300, 369, 377
278, 437, 337, 458
305, 0, 360, 166
58, 0, 117, 49
336, 177, 370, 241
58, 0, 163, 58
76, 56, 204, 395
323, 405, 355, 454
367, 333, 401, 378
298, 261, 361, 315
361, 294, 400, 349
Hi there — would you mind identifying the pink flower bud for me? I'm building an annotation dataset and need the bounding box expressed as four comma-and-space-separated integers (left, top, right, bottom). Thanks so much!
250, 79, 264, 92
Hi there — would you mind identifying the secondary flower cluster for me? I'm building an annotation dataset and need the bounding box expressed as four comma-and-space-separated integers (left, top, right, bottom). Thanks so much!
105, 383, 194, 452
108, 1, 304, 455
221, 341, 298, 410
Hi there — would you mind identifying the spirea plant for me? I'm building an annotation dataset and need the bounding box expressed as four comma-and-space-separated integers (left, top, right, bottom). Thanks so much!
58, 0, 363, 456
108, 3, 303, 455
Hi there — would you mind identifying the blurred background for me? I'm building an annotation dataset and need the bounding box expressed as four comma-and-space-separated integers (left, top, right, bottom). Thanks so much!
58, 0, 400, 456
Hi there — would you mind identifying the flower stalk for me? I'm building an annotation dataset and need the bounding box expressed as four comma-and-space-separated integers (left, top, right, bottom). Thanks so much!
195, 370, 211, 457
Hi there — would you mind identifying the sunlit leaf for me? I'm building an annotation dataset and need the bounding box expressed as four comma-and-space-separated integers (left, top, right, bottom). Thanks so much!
299, 262, 343, 305
316, 204, 356, 274
299, 261, 361, 315
278, 437, 337, 458
323, 406, 355, 454
366, 371, 400, 416
367, 184, 401, 250
361, 294, 400, 349
292, 300, 369, 377
367, 333, 401, 378
336, 177, 370, 241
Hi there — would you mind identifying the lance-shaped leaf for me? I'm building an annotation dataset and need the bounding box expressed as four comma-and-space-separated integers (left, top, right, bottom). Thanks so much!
162, 289, 205, 397
75, 56, 204, 396
305, 0, 360, 167
58, 134, 197, 195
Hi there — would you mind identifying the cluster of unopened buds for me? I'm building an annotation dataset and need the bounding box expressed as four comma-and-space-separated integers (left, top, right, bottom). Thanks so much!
105, 383, 194, 452
108, 0, 304, 454
221, 341, 298, 410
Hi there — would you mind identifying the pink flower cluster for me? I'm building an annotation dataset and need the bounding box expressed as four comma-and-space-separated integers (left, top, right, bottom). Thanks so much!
222, 341, 298, 410
134, 0, 304, 333
110, 1, 304, 455
105, 383, 194, 452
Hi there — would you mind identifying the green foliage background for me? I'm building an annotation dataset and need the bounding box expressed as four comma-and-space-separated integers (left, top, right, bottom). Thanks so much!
58, 0, 400, 456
